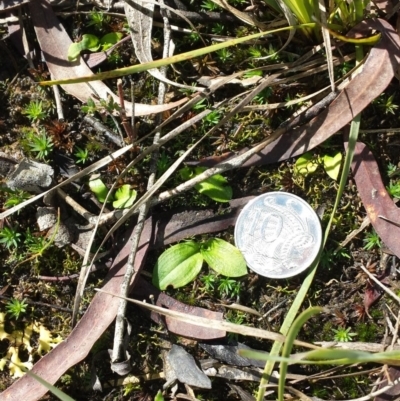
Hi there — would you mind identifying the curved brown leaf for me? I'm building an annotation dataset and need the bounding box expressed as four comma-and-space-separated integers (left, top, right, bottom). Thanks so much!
351, 141, 400, 258
0, 197, 252, 401
29, 0, 186, 117
195, 19, 400, 168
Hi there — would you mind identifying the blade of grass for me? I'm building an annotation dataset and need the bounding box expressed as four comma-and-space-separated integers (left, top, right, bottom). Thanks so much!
39, 24, 316, 86
278, 307, 322, 401
255, 40, 364, 401
25, 370, 75, 401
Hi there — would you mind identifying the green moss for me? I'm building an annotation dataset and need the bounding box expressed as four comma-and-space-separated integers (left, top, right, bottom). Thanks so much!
355, 322, 379, 342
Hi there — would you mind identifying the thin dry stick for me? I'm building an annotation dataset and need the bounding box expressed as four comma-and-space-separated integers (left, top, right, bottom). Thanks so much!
96, 288, 320, 349
51, 79, 64, 121
112, 3, 171, 364
359, 264, 400, 305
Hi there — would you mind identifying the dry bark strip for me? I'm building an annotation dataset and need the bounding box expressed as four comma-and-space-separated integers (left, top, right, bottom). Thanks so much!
195, 18, 400, 168
0, 196, 253, 401
28, 0, 186, 117
350, 141, 400, 259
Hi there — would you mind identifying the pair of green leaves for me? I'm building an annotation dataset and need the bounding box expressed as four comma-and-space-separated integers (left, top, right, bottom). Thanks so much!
68, 32, 123, 62
153, 238, 247, 290
294, 151, 343, 181
179, 167, 232, 203
88, 177, 137, 209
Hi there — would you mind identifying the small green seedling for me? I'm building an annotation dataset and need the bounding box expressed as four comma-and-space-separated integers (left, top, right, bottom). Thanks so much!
5, 299, 28, 320
152, 238, 247, 290
88, 177, 137, 209
332, 327, 357, 342
68, 32, 123, 61
1, 189, 31, 209
88, 176, 110, 203
179, 166, 232, 203
22, 100, 48, 122
0, 227, 21, 249
112, 185, 137, 209
294, 151, 342, 181
74, 147, 89, 164
28, 133, 53, 160
363, 230, 381, 250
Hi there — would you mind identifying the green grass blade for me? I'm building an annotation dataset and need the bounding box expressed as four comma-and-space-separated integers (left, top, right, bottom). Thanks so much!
278, 307, 322, 401
39, 24, 315, 86
26, 370, 76, 401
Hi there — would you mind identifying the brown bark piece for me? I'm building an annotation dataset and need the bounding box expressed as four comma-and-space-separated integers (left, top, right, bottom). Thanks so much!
351, 142, 400, 258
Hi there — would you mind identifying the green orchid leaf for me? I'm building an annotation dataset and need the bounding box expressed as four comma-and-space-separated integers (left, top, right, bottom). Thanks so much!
153, 242, 203, 290
179, 166, 195, 181
67, 43, 82, 61
180, 167, 232, 203
200, 238, 247, 277
67, 34, 100, 61
112, 184, 137, 209
100, 32, 123, 51
294, 152, 319, 176
88, 176, 110, 203
195, 179, 233, 202
81, 34, 100, 51
323, 152, 342, 181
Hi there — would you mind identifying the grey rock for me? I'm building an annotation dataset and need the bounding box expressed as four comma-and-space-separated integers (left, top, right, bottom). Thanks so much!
36, 207, 57, 231
47, 222, 73, 248
166, 345, 211, 389
6, 159, 53, 193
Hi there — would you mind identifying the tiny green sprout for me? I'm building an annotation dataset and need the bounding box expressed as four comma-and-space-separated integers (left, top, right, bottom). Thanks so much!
375, 94, 399, 115
2, 189, 31, 209
363, 230, 381, 250
201, 0, 219, 11
28, 132, 53, 160
201, 273, 216, 292
253, 87, 273, 104
193, 98, 207, 111
81, 98, 97, 115
216, 48, 232, 63
332, 327, 356, 342
203, 110, 221, 126
211, 23, 225, 35
387, 182, 400, 199
74, 146, 90, 164
156, 151, 170, 175
218, 277, 241, 298
22, 100, 48, 122
248, 46, 263, 58
6, 298, 28, 320
0, 227, 21, 249
86, 10, 110, 30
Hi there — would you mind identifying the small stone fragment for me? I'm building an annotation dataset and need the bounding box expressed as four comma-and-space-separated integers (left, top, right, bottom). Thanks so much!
6, 159, 53, 193
47, 223, 73, 248
36, 207, 57, 231
199, 342, 265, 368
166, 345, 211, 389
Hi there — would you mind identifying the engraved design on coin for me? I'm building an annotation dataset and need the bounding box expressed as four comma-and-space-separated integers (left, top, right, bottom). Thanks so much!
235, 192, 322, 279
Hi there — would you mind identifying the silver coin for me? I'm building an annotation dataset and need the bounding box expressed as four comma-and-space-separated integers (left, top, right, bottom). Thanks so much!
234, 192, 322, 279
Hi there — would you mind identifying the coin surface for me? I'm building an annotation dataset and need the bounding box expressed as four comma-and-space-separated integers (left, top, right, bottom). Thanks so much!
234, 192, 322, 279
